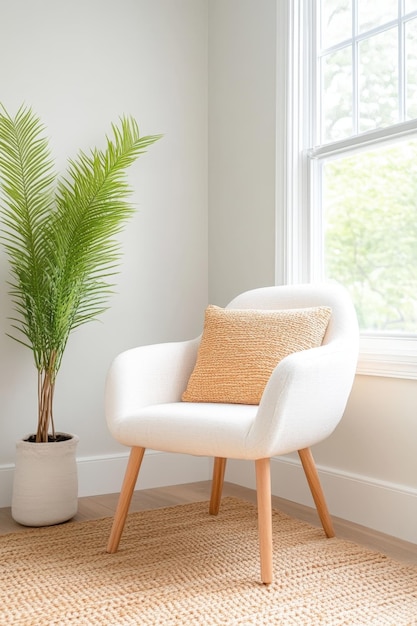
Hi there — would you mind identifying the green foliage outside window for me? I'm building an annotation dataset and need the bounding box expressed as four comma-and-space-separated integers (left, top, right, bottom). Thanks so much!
323, 140, 417, 333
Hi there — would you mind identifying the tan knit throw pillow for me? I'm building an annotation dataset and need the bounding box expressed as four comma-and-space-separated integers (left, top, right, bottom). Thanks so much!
182, 305, 332, 405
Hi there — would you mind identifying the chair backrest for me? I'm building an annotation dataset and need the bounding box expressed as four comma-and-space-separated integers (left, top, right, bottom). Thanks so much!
227, 283, 359, 456
226, 282, 358, 352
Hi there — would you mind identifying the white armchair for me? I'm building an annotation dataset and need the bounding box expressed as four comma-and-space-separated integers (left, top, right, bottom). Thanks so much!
105, 283, 359, 584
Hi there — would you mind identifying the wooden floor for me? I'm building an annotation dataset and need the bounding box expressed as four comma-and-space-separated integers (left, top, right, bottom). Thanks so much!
1, 480, 416, 566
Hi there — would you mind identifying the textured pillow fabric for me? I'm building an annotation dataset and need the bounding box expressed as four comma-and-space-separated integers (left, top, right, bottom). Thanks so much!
182, 305, 332, 405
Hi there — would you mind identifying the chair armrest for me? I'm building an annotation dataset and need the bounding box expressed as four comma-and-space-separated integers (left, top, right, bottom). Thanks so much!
105, 338, 199, 425
247, 341, 358, 458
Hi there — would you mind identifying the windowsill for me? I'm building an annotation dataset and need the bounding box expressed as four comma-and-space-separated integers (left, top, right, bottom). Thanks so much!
357, 335, 417, 380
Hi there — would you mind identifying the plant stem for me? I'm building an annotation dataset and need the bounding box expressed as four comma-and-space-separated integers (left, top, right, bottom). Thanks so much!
36, 353, 57, 442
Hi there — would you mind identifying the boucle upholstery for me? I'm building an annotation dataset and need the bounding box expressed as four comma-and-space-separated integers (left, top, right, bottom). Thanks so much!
105, 283, 358, 459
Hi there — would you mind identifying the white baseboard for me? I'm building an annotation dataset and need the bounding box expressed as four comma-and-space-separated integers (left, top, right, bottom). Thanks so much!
226, 456, 417, 545
0, 464, 14, 508
0, 450, 211, 509
76, 450, 211, 497
1, 452, 415, 545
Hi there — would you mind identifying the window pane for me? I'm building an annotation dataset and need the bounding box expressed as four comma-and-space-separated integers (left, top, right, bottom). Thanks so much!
323, 139, 417, 333
358, 28, 398, 132
322, 46, 353, 142
320, 0, 351, 49
406, 18, 417, 120
357, 0, 398, 33
405, 0, 417, 14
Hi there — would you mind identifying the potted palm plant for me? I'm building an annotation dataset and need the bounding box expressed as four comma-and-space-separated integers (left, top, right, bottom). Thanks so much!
0, 104, 160, 526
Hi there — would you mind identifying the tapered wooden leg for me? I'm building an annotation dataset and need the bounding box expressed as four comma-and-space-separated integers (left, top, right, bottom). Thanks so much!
298, 447, 335, 538
209, 457, 227, 515
106, 446, 145, 553
255, 458, 273, 585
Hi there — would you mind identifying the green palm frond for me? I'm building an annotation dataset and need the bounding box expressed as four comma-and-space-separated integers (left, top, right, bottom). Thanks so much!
0, 104, 56, 370
0, 104, 161, 440
46, 115, 162, 371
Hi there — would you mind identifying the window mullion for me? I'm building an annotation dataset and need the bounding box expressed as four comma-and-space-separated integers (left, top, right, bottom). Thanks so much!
352, 0, 359, 134
399, 0, 406, 121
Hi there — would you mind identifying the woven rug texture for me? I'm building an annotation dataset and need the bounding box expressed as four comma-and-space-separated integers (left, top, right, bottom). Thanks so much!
1, 497, 416, 625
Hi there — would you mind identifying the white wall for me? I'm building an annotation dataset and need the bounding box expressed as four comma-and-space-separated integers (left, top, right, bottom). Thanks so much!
0, 0, 208, 497
208, 0, 277, 306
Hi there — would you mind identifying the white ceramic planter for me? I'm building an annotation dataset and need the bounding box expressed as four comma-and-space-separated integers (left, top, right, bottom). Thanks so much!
12, 433, 79, 527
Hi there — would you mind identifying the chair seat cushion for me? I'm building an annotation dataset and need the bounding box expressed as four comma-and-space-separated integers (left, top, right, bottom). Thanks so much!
110, 402, 259, 458
182, 305, 332, 405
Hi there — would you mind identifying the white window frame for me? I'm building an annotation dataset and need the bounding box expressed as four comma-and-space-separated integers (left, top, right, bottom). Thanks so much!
275, 0, 417, 380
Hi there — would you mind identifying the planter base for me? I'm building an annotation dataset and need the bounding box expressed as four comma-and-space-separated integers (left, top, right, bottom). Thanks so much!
12, 433, 79, 527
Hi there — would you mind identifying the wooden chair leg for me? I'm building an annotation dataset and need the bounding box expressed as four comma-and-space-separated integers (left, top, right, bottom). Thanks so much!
298, 447, 335, 538
209, 457, 227, 515
106, 446, 146, 553
255, 457, 273, 585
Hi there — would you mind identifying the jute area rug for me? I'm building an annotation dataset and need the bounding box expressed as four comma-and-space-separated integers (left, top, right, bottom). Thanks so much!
1, 497, 417, 626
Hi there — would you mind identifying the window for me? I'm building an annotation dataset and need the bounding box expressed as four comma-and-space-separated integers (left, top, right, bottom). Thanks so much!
277, 0, 417, 378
